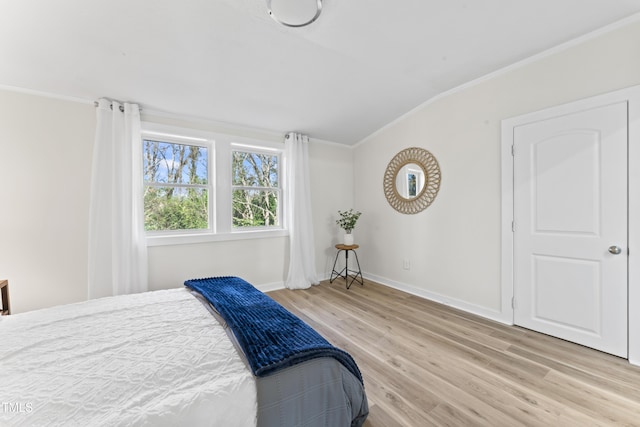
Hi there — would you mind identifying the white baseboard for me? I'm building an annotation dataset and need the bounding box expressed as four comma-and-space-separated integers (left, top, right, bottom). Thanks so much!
318, 272, 331, 282
258, 276, 331, 293
256, 281, 286, 293
364, 272, 513, 326
260, 273, 512, 327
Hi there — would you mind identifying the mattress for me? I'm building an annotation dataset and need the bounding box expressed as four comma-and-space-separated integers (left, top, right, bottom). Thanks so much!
0, 289, 256, 426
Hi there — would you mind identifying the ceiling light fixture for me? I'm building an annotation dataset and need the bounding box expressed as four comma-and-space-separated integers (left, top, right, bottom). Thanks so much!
266, 0, 322, 28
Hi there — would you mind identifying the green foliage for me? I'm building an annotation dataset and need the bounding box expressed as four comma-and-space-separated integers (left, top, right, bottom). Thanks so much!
336, 209, 362, 233
232, 190, 278, 227
144, 187, 208, 231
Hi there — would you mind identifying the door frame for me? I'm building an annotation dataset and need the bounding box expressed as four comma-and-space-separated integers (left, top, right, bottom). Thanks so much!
501, 85, 640, 365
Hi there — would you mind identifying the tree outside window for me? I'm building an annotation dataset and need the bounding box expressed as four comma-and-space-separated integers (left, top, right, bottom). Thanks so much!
143, 139, 209, 231
232, 150, 280, 228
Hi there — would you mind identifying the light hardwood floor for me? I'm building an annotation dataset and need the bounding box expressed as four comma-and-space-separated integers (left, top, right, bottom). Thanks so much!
268, 279, 640, 426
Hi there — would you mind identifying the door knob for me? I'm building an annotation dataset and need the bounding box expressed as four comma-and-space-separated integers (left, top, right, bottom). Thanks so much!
608, 246, 622, 255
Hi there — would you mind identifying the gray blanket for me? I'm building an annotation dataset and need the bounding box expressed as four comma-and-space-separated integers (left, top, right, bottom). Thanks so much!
257, 358, 369, 427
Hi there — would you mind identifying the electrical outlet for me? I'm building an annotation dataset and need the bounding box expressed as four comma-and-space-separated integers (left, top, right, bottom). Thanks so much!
403, 259, 411, 270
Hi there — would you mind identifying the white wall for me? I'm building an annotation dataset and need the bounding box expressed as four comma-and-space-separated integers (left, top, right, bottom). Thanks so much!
354, 20, 640, 320
143, 114, 355, 290
147, 237, 288, 291
0, 90, 95, 313
0, 93, 353, 313
308, 141, 355, 279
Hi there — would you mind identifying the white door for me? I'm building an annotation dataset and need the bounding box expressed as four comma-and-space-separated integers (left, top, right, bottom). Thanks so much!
513, 101, 628, 357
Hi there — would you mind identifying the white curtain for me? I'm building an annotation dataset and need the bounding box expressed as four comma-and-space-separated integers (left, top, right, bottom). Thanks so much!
88, 99, 148, 299
285, 132, 319, 289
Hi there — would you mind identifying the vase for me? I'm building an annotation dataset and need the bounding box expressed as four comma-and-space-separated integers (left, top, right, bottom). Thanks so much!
343, 233, 354, 246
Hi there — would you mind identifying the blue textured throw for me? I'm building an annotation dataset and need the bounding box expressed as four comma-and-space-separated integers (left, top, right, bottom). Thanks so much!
184, 276, 363, 383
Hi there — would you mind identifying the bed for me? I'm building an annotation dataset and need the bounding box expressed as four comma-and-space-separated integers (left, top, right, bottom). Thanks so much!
0, 277, 368, 426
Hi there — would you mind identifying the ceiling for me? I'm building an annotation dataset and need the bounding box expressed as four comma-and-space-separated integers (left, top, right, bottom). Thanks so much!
2, 0, 640, 145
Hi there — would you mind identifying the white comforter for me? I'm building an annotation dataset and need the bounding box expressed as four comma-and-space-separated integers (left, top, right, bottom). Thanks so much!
0, 288, 257, 426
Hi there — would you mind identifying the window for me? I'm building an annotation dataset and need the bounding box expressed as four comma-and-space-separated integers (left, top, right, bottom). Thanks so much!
232, 149, 281, 229
143, 139, 210, 232
141, 124, 287, 245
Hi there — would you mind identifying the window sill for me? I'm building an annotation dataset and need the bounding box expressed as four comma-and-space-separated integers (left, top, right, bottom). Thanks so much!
146, 229, 289, 247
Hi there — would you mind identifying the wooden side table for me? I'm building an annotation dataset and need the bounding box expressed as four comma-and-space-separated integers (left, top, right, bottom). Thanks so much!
1, 279, 10, 315
330, 244, 364, 289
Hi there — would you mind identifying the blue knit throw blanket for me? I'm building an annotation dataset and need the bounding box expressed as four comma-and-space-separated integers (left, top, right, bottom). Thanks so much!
184, 276, 363, 383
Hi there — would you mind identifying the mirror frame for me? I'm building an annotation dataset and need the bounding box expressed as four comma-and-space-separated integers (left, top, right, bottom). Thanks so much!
383, 147, 441, 214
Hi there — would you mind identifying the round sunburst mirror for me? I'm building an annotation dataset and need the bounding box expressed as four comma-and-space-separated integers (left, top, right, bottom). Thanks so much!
383, 147, 441, 214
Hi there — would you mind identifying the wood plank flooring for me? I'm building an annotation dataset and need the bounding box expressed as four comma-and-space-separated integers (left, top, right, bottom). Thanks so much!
268, 279, 640, 426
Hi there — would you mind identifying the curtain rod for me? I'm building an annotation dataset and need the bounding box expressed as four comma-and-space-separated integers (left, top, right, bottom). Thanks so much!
93, 101, 142, 113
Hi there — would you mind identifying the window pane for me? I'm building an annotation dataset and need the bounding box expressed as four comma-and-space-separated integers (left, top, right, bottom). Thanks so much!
232, 151, 278, 187
144, 140, 208, 185
232, 189, 279, 227
144, 186, 208, 231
